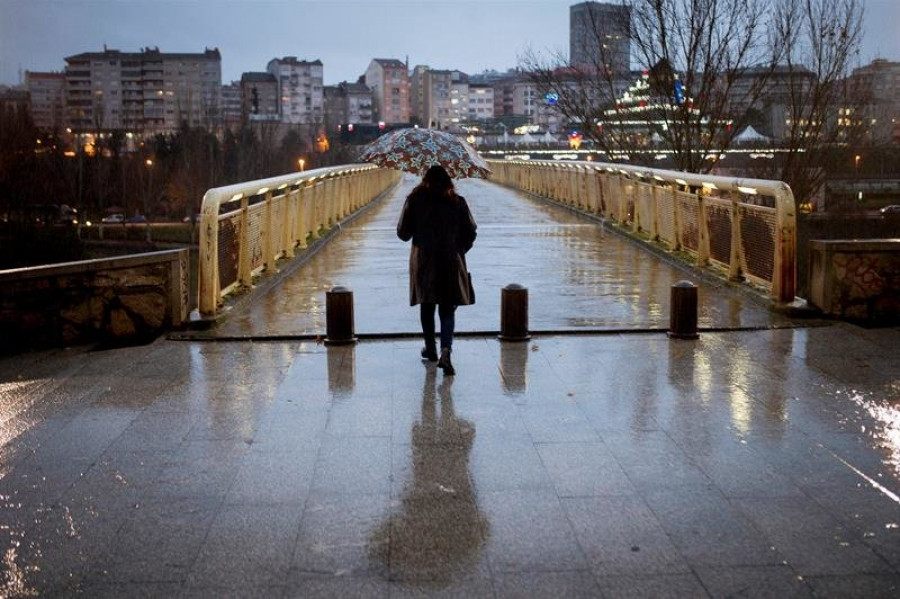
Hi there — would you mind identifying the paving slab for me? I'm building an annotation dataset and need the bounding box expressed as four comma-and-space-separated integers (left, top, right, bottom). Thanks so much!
1, 322, 899, 596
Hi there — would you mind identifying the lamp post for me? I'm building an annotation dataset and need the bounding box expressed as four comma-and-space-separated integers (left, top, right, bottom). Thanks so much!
144, 159, 153, 242
298, 158, 306, 172
854, 154, 861, 179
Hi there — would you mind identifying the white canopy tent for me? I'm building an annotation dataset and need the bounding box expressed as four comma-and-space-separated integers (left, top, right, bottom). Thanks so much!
734, 126, 771, 144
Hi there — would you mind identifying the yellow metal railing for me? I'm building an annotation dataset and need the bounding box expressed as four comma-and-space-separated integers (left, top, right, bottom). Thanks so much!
489, 160, 796, 303
198, 164, 400, 315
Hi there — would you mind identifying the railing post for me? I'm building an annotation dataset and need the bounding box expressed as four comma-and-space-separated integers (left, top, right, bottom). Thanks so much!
238, 195, 252, 287
263, 190, 276, 272
198, 191, 220, 315
728, 193, 743, 281
649, 183, 660, 241
672, 186, 683, 251
283, 189, 295, 259
773, 185, 797, 303
697, 191, 710, 267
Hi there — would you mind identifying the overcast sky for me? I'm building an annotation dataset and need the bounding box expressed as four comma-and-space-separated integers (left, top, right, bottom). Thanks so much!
1, 0, 897, 86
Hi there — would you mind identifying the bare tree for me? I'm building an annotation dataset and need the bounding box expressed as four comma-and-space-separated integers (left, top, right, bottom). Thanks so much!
762, 0, 866, 206
522, 0, 783, 172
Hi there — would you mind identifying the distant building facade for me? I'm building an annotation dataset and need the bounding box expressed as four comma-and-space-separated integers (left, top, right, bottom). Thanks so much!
323, 81, 373, 131
266, 57, 324, 125
570, 2, 631, 74
365, 58, 410, 125
240, 72, 279, 122
850, 59, 900, 143
220, 81, 242, 129
25, 71, 66, 131
63, 47, 221, 133
468, 84, 495, 122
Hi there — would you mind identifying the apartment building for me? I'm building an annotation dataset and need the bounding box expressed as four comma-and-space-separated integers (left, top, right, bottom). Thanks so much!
449, 74, 469, 126
25, 71, 66, 131
266, 57, 324, 125
323, 82, 373, 131
220, 81, 242, 129
63, 47, 221, 133
468, 84, 494, 122
365, 58, 410, 125
240, 72, 279, 122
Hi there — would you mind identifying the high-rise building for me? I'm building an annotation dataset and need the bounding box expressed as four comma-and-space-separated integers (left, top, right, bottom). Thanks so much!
365, 59, 410, 125
240, 72, 280, 122
266, 57, 324, 125
64, 47, 221, 133
25, 71, 66, 131
570, 1, 631, 74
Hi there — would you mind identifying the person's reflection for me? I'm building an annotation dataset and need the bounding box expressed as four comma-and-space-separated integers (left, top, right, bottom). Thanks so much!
370, 367, 489, 585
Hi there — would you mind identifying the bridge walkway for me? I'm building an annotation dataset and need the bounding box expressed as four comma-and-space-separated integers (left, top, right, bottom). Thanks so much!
210, 174, 789, 338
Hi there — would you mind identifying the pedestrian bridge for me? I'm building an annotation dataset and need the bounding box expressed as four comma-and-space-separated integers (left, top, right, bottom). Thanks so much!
195, 160, 797, 336
4, 162, 900, 597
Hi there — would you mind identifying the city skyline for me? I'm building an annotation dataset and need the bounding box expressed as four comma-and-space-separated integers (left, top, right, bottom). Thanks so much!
1, 0, 899, 87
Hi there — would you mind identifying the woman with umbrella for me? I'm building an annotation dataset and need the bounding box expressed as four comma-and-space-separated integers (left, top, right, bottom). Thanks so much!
397, 165, 477, 375
362, 128, 488, 375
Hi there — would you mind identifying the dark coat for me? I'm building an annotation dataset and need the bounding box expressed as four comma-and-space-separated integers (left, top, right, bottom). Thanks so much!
397, 189, 477, 306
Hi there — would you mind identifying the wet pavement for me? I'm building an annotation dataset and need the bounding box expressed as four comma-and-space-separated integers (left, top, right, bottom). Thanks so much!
213, 174, 789, 338
1, 324, 900, 597
2, 175, 900, 597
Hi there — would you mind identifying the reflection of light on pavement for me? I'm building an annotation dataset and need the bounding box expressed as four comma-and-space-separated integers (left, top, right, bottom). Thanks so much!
0, 379, 46, 447
728, 348, 753, 435
1, 544, 36, 598
849, 391, 900, 479
729, 386, 752, 435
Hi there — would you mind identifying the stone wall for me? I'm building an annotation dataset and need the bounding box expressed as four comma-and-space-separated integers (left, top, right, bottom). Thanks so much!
808, 239, 900, 323
0, 249, 189, 351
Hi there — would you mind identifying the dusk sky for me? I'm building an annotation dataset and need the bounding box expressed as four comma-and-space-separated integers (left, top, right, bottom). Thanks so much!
1, 0, 898, 86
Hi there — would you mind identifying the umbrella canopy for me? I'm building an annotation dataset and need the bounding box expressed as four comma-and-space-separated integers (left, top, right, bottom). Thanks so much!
360, 127, 491, 179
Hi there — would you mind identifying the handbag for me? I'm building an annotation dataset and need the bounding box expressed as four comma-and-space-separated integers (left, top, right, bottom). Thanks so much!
467, 272, 476, 304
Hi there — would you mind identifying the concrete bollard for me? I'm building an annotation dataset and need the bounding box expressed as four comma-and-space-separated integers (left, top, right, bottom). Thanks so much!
668, 280, 699, 340
325, 286, 357, 345
499, 284, 531, 342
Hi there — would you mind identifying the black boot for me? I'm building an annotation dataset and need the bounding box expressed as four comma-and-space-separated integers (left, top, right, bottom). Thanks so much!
421, 343, 437, 362
437, 347, 455, 375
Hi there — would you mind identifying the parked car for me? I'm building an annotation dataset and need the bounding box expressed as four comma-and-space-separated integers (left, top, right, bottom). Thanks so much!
101, 213, 125, 224
126, 214, 148, 224
880, 205, 900, 215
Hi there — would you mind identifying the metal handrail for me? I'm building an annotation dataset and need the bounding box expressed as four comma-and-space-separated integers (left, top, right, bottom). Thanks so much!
488, 159, 797, 303
198, 164, 400, 315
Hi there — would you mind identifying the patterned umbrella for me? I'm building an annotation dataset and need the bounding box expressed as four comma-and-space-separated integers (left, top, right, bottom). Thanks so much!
360, 128, 491, 179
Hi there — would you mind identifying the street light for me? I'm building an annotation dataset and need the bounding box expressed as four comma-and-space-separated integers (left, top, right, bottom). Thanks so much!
144, 158, 154, 241
855, 154, 861, 179
298, 158, 306, 172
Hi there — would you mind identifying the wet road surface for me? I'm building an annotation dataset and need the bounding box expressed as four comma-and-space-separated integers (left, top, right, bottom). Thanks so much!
1, 322, 899, 596
214, 175, 788, 337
